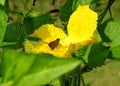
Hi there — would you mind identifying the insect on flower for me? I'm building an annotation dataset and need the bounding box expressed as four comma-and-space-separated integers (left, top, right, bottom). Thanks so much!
49, 39, 60, 50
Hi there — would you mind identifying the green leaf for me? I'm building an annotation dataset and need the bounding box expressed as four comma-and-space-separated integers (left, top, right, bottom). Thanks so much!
105, 21, 120, 59
59, 0, 76, 22
97, 19, 112, 42
4, 22, 20, 42
0, 6, 8, 45
23, 12, 54, 35
76, 0, 100, 5
111, 45, 120, 59
2, 50, 16, 81
0, 42, 16, 47
0, 0, 5, 6
3, 22, 22, 48
105, 21, 120, 47
1, 49, 81, 86
0, 77, 2, 83
0, 52, 1, 78
88, 42, 109, 67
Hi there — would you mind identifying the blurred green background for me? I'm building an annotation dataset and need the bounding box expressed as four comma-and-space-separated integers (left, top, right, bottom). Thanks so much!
9, 0, 120, 86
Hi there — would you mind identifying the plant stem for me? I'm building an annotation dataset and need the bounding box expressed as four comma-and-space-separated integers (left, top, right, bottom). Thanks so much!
52, 0, 56, 5
98, 0, 115, 25
81, 75, 85, 86
78, 65, 81, 86
16, 23, 23, 49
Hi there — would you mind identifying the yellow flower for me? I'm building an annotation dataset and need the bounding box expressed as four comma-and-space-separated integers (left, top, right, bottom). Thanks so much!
24, 5, 98, 58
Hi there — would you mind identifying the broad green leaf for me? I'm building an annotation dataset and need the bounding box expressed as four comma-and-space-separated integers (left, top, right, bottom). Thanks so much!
0, 77, 2, 83
111, 45, 120, 59
59, 0, 76, 22
23, 12, 54, 35
4, 22, 19, 42
105, 21, 120, 47
0, 0, 5, 6
16, 57, 80, 86
88, 42, 109, 67
0, 52, 1, 79
1, 49, 81, 86
105, 21, 120, 59
1, 50, 38, 85
0, 6, 8, 45
3, 22, 22, 48
2, 50, 17, 83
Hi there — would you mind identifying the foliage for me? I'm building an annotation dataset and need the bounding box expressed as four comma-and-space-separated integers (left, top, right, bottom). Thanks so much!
0, 0, 119, 86
0, 0, 8, 45
1, 49, 81, 86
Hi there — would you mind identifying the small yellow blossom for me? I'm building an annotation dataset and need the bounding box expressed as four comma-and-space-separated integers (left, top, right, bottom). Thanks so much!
24, 5, 98, 58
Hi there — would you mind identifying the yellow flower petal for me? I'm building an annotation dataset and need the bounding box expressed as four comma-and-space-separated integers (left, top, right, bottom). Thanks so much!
67, 5, 98, 43
51, 44, 72, 58
24, 40, 36, 53
29, 24, 67, 43
34, 41, 52, 54
26, 40, 71, 57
